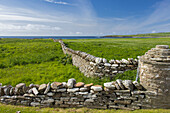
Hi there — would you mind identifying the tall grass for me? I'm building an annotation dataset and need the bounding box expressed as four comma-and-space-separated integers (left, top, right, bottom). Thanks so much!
1, 38, 170, 86
64, 38, 170, 60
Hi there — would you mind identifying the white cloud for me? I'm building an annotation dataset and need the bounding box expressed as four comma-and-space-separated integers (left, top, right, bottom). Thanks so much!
152, 30, 156, 33
75, 32, 82, 35
0, 0, 170, 36
44, 0, 69, 5
0, 23, 61, 31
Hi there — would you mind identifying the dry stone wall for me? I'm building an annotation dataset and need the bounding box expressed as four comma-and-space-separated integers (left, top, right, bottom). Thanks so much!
139, 45, 170, 109
0, 41, 169, 109
0, 78, 157, 110
58, 40, 138, 78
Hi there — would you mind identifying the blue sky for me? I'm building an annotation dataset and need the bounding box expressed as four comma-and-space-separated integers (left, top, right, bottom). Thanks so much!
0, 0, 170, 36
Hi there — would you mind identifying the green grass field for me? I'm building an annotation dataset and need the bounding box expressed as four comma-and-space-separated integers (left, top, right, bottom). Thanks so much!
105, 32, 170, 37
1, 38, 170, 86
64, 38, 170, 60
0, 37, 170, 112
0, 103, 170, 113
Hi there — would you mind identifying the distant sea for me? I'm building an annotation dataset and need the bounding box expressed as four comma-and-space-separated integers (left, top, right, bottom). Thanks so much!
0, 36, 101, 39
0, 36, 134, 39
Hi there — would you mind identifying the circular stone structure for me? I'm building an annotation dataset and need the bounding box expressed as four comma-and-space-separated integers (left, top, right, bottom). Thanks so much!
139, 45, 170, 108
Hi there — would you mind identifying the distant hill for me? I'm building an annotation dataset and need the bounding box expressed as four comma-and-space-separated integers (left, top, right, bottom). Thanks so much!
104, 32, 170, 37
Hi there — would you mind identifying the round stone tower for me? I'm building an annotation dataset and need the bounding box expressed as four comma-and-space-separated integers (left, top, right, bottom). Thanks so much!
139, 45, 170, 108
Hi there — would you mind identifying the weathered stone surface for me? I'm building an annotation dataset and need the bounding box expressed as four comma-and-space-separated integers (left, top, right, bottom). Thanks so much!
84, 83, 93, 88
44, 83, 50, 94
51, 82, 62, 90
57, 88, 67, 92
43, 99, 55, 103
156, 45, 169, 49
133, 81, 143, 90
79, 92, 88, 95
122, 80, 134, 91
30, 102, 40, 106
67, 78, 76, 88
116, 79, 125, 90
74, 82, 85, 88
10, 87, 15, 96
104, 82, 115, 89
62, 82, 67, 88
85, 99, 94, 103
38, 84, 47, 92
103, 58, 107, 63
91, 85, 102, 92
113, 81, 121, 90
114, 100, 132, 105
95, 58, 102, 64
16, 83, 26, 89
3, 86, 12, 95
47, 92, 54, 96
67, 88, 79, 93
80, 87, 88, 92
32, 88, 39, 95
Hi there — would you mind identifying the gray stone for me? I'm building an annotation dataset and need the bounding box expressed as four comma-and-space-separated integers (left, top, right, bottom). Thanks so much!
103, 58, 107, 63
4, 86, 12, 95
80, 87, 88, 92
57, 88, 67, 92
30, 102, 40, 106
109, 59, 115, 64
32, 88, 39, 95
122, 80, 134, 91
43, 99, 55, 103
38, 84, 47, 92
67, 78, 76, 88
104, 82, 115, 89
85, 99, 94, 103
116, 79, 125, 90
156, 45, 169, 49
44, 82, 51, 94
28, 88, 33, 94
91, 85, 102, 92
133, 81, 143, 90
23, 93, 34, 97
16, 83, 26, 89
67, 88, 79, 93
10, 87, 15, 95
112, 64, 119, 67
79, 92, 88, 95
60, 97, 70, 101
51, 82, 62, 89
104, 63, 111, 67
62, 82, 67, 88
95, 57, 102, 64
47, 92, 54, 96
113, 81, 121, 90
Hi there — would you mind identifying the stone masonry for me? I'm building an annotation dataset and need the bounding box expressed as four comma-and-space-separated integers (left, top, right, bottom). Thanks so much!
0, 78, 157, 110
58, 39, 138, 78
0, 41, 169, 109
139, 45, 170, 108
